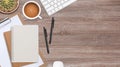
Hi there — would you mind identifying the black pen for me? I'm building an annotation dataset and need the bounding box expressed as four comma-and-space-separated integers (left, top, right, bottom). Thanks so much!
0, 17, 9, 24
0, 17, 11, 28
43, 27, 49, 54
49, 17, 55, 44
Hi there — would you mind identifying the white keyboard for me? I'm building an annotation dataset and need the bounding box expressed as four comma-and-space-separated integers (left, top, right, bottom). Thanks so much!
40, 0, 77, 16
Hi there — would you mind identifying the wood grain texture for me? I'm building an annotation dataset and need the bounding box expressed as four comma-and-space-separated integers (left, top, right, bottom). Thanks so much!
1, 0, 120, 67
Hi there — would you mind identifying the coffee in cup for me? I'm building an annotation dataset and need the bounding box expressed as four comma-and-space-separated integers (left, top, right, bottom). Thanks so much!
22, 1, 42, 20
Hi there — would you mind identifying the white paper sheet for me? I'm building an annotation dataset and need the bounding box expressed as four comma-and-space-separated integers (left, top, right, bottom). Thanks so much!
0, 33, 12, 67
0, 15, 44, 67
0, 15, 22, 67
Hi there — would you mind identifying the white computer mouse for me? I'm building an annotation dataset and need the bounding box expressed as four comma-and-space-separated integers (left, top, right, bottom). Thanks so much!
53, 61, 64, 67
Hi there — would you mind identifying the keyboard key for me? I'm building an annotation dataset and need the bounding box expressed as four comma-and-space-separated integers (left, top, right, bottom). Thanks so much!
42, 1, 48, 5
54, 0, 57, 3
57, 2, 61, 6
63, 0, 76, 7
41, 0, 44, 2
65, 0, 69, 1
50, 2, 54, 5
54, 4, 57, 7
47, 6, 54, 11
61, 1, 64, 4
52, 10, 55, 13
45, 4, 51, 9
58, 6, 63, 9
48, 11, 52, 15
57, 0, 61, 2
48, 0, 52, 2
55, 8, 59, 11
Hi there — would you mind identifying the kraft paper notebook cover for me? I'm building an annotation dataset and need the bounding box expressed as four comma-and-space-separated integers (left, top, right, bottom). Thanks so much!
4, 31, 47, 67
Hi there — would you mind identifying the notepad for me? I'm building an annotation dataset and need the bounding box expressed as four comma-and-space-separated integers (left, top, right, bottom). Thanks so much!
11, 25, 39, 62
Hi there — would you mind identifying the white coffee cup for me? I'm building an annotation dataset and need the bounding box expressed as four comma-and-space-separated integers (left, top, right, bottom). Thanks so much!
22, 1, 42, 20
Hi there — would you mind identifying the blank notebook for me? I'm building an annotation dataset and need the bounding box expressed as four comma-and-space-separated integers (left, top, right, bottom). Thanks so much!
11, 25, 39, 62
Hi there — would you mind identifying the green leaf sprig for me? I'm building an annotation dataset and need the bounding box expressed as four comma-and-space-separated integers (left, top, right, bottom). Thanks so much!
0, 0, 16, 11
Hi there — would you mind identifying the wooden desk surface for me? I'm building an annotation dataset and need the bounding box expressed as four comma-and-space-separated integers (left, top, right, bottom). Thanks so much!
0, 0, 120, 67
